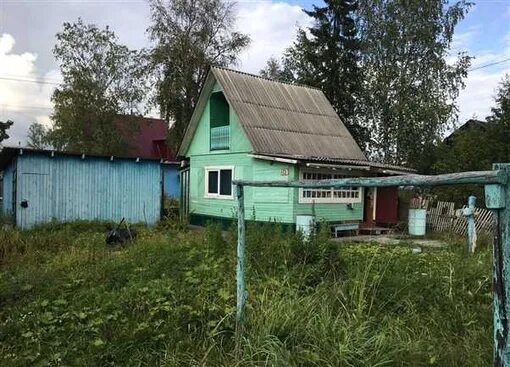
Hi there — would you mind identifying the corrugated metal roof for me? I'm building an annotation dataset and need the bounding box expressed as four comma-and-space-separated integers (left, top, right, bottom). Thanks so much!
178, 67, 367, 161
0, 146, 164, 171
253, 153, 416, 173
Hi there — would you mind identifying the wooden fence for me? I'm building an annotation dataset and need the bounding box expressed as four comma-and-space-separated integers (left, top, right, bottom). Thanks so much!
427, 200, 494, 236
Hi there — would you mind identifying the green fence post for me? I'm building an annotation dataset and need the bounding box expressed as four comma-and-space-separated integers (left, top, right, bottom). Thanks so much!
235, 184, 246, 337
485, 164, 509, 366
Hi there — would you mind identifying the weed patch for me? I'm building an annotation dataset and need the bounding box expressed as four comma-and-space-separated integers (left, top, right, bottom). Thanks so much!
0, 222, 492, 366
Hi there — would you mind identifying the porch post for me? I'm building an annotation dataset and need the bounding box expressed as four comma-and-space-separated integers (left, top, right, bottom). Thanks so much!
486, 164, 510, 366
235, 184, 246, 333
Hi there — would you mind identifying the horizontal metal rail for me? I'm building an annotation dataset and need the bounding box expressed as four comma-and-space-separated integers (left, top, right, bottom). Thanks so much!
234, 170, 507, 188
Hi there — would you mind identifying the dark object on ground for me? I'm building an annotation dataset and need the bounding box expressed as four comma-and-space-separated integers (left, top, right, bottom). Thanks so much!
106, 218, 137, 246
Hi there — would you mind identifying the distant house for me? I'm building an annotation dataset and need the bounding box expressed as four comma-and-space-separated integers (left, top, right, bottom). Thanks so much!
0, 147, 162, 229
178, 67, 413, 230
117, 115, 180, 199
444, 119, 486, 145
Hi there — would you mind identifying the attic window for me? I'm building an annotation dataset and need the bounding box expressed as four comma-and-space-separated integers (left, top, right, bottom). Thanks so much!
210, 92, 230, 150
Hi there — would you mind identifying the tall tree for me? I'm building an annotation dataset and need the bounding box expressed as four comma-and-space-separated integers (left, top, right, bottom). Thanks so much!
357, 0, 472, 169
48, 19, 147, 155
148, 0, 250, 148
26, 122, 49, 149
484, 74, 510, 163
0, 120, 13, 144
262, 0, 366, 147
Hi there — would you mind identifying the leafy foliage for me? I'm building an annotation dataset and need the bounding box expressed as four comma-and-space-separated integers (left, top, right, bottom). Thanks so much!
357, 0, 472, 168
0, 120, 13, 144
262, 0, 472, 168
432, 75, 510, 203
47, 19, 148, 155
26, 122, 50, 149
0, 221, 492, 365
261, 0, 367, 147
147, 0, 250, 148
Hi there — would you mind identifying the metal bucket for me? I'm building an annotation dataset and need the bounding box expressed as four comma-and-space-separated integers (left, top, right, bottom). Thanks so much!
408, 208, 426, 236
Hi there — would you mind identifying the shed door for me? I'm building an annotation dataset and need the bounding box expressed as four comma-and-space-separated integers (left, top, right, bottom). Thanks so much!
19, 173, 51, 229
375, 186, 398, 225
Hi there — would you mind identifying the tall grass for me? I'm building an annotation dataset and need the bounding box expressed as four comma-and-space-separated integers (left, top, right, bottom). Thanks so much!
0, 221, 492, 366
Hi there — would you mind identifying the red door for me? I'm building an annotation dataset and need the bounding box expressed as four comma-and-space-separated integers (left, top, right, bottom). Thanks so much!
375, 186, 398, 225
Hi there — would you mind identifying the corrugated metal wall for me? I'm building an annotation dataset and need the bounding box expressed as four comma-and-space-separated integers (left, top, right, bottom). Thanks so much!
14, 152, 161, 229
1, 162, 13, 216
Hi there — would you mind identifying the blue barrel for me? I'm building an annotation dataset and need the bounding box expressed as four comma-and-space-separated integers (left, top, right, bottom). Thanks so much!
408, 208, 426, 236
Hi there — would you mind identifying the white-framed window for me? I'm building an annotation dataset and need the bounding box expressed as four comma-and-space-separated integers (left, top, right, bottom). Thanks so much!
204, 166, 234, 199
299, 170, 361, 204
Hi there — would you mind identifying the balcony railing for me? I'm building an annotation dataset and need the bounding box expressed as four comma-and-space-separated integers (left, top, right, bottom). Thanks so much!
210, 125, 230, 150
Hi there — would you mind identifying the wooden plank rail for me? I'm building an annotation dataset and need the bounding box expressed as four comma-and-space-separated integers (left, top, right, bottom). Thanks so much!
234, 170, 506, 188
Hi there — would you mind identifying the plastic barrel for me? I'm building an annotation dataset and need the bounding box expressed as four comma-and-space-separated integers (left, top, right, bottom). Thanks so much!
408, 208, 426, 236
296, 215, 315, 239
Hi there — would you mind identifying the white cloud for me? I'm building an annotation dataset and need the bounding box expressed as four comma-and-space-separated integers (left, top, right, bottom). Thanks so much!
456, 29, 510, 124
0, 33, 59, 145
236, 1, 312, 73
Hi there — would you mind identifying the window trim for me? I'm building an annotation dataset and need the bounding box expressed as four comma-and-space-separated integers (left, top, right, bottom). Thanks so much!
204, 166, 234, 200
298, 169, 362, 204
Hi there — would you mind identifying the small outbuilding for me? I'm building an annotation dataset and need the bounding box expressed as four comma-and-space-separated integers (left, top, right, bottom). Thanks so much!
0, 147, 162, 229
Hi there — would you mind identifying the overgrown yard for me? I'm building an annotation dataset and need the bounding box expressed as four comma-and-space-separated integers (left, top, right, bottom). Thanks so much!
0, 222, 492, 366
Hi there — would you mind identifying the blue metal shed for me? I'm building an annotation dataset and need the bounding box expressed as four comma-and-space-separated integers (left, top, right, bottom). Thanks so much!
0, 147, 162, 229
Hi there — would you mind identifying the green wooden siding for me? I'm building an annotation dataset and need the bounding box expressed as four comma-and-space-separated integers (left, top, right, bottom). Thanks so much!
291, 166, 364, 222
189, 154, 295, 223
185, 79, 364, 224
186, 83, 251, 156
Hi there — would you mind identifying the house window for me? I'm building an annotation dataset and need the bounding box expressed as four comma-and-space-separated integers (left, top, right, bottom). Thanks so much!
210, 92, 230, 150
205, 166, 233, 199
299, 170, 361, 204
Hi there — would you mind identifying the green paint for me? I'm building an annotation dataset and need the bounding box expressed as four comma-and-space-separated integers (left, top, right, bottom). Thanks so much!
186, 81, 252, 156
185, 79, 362, 225
490, 164, 510, 366
486, 184, 506, 209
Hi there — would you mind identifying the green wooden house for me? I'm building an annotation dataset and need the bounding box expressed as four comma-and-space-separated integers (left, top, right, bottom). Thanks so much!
178, 67, 413, 231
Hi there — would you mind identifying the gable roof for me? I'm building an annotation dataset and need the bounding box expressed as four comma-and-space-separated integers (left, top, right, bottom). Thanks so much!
178, 67, 366, 161
444, 119, 486, 144
114, 115, 177, 161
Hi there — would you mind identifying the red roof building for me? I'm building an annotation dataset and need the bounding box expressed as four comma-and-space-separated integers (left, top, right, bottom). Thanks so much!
115, 115, 176, 162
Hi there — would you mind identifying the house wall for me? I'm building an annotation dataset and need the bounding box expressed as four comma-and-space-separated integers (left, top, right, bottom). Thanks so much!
189, 154, 295, 223
14, 153, 161, 229
186, 80, 364, 225
163, 164, 180, 199
291, 167, 364, 222
186, 81, 296, 223
1, 162, 14, 216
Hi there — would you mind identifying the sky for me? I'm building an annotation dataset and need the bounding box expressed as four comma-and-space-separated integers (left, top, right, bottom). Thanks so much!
0, 0, 509, 145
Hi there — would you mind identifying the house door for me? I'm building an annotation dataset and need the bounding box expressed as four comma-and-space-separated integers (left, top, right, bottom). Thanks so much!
363, 187, 377, 226
180, 168, 190, 221
19, 173, 51, 229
